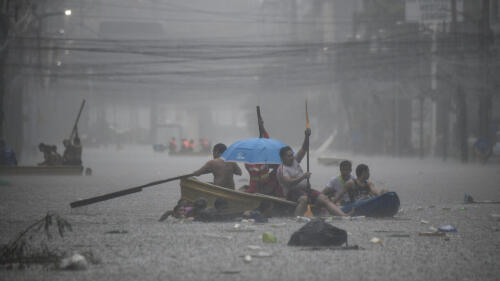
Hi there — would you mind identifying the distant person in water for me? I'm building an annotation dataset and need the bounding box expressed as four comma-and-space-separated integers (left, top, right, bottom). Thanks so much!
38, 143, 62, 166
168, 137, 177, 153
192, 143, 242, 189
0, 139, 17, 166
62, 133, 82, 165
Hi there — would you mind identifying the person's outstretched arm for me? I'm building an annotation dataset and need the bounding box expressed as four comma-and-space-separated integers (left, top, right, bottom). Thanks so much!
295, 128, 311, 163
192, 161, 213, 176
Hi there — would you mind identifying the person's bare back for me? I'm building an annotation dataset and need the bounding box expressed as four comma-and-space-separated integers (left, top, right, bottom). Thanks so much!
192, 143, 242, 189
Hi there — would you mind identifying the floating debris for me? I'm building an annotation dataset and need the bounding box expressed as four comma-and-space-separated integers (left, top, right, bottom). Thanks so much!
370, 237, 382, 244
420, 220, 429, 224
58, 253, 88, 270
386, 234, 410, 238
105, 230, 128, 234
419, 232, 446, 237
438, 225, 457, 232
243, 255, 252, 263
262, 232, 277, 243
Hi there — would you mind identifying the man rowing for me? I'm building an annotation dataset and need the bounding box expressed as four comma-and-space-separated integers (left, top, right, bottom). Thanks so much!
192, 143, 242, 189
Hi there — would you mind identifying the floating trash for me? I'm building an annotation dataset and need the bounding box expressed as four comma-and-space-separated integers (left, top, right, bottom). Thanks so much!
438, 225, 457, 232
296, 216, 311, 223
387, 234, 410, 238
420, 220, 429, 224
254, 251, 273, 257
370, 237, 382, 244
243, 255, 252, 263
59, 253, 88, 270
246, 245, 262, 250
105, 230, 128, 234
419, 232, 446, 237
262, 232, 277, 243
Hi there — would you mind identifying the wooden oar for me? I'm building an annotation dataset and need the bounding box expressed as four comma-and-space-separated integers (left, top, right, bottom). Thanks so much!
69, 99, 86, 141
70, 173, 195, 208
257, 106, 264, 138
305, 100, 310, 186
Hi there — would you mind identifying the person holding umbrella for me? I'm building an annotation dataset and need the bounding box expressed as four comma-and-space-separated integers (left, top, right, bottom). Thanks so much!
277, 128, 350, 217
243, 107, 284, 198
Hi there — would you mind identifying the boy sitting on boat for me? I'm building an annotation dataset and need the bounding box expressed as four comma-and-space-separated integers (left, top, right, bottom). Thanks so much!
322, 160, 353, 205
331, 164, 387, 204
192, 143, 242, 189
277, 128, 351, 217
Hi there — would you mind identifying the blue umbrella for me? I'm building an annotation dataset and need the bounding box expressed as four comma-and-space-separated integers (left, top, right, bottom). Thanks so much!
221, 138, 291, 164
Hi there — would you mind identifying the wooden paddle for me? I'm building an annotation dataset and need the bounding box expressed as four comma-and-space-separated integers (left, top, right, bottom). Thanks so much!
305, 100, 310, 186
257, 106, 264, 138
69, 99, 86, 141
70, 173, 195, 208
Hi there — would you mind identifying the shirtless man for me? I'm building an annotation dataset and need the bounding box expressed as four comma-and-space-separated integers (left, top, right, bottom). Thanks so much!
192, 143, 242, 189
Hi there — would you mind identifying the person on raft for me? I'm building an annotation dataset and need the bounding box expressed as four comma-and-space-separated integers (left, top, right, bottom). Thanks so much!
277, 128, 351, 217
331, 163, 387, 204
322, 160, 353, 205
192, 143, 242, 189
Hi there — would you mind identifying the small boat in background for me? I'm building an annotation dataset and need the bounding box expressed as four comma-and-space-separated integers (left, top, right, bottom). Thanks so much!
180, 177, 296, 216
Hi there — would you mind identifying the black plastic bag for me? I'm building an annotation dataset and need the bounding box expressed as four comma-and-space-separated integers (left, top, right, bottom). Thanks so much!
288, 219, 347, 247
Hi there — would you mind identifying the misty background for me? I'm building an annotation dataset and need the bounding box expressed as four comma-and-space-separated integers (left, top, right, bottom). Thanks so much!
1, 0, 499, 164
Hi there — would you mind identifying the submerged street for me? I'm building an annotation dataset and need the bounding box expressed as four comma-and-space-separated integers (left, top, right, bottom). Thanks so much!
1, 146, 499, 281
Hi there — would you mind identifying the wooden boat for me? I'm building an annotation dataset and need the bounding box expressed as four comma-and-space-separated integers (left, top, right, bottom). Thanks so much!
0, 165, 84, 176
317, 156, 348, 166
180, 177, 296, 216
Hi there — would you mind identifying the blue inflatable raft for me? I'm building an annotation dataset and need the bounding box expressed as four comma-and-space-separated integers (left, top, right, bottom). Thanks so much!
341, 192, 400, 217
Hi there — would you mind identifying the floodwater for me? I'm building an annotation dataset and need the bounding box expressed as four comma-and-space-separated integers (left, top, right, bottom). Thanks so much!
1, 146, 499, 281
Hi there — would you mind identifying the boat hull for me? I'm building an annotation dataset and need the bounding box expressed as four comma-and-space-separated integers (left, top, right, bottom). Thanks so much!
180, 177, 296, 216
0, 165, 84, 176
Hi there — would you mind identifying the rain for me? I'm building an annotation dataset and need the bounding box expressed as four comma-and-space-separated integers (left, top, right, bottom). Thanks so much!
0, 0, 499, 280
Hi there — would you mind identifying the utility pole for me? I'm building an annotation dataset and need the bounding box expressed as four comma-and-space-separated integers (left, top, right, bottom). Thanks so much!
451, 0, 469, 163
478, 0, 493, 157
